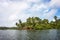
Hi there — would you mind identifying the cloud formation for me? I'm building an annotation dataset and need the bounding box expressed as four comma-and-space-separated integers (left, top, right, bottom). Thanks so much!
0, 0, 60, 27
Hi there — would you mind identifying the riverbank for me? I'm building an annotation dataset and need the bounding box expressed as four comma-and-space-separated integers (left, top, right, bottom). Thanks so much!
0, 27, 59, 30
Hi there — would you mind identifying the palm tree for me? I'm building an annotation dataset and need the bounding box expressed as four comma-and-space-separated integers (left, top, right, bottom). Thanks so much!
54, 16, 57, 21
16, 19, 23, 29
16, 22, 18, 26
19, 20, 22, 24
54, 16, 58, 29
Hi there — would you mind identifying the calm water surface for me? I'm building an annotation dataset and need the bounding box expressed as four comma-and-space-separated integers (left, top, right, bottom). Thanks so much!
0, 29, 60, 40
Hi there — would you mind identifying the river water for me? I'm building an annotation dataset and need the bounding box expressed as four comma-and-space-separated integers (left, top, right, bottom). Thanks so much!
0, 29, 60, 40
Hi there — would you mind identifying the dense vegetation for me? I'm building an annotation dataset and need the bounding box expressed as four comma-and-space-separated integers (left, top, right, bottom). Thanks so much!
0, 16, 60, 30
0, 27, 17, 30
16, 16, 60, 30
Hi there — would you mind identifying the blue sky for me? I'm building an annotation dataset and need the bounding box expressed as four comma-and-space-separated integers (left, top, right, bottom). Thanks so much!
0, 0, 60, 27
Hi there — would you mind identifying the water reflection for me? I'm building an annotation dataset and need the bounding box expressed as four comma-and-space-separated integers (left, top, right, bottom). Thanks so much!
57, 30, 60, 40
27, 29, 57, 40
0, 29, 60, 40
15, 30, 28, 40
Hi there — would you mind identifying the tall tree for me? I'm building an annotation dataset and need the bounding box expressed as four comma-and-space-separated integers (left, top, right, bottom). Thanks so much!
35, 17, 41, 23
42, 19, 49, 24
19, 20, 21, 23
54, 16, 57, 21
54, 16, 58, 29
16, 19, 23, 29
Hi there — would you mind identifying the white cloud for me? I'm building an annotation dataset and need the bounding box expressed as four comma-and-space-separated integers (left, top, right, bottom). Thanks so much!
43, 9, 57, 19
24, 0, 40, 3
48, 0, 60, 8
30, 4, 48, 11
9, 2, 28, 10
9, 14, 17, 21
0, 0, 30, 27
0, 0, 59, 27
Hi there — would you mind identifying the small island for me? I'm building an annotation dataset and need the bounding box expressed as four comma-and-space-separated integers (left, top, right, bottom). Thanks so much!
0, 16, 60, 30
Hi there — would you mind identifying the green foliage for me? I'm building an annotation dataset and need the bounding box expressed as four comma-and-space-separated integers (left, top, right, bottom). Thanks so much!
54, 16, 57, 21
16, 16, 60, 30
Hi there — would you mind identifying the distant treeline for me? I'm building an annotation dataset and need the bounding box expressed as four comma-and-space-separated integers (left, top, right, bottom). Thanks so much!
0, 27, 17, 30
16, 16, 60, 30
